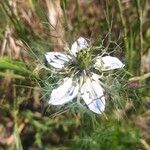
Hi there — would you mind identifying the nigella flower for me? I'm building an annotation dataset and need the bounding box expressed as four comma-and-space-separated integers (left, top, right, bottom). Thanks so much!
45, 37, 125, 114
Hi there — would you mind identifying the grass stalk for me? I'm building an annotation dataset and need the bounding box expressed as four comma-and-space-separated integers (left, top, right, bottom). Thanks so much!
135, 0, 143, 75
13, 86, 23, 150
117, 0, 129, 65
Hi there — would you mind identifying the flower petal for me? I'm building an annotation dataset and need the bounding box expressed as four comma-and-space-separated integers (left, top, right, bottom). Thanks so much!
49, 78, 79, 105
90, 72, 102, 81
45, 52, 70, 69
71, 37, 88, 56
81, 78, 105, 114
94, 56, 124, 71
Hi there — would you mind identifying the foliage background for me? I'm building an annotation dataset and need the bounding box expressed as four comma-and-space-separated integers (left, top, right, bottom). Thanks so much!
0, 0, 150, 150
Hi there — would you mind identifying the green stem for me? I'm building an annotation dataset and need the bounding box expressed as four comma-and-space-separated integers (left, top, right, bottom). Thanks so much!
135, 0, 143, 75
13, 86, 23, 150
117, 0, 129, 64
129, 72, 150, 81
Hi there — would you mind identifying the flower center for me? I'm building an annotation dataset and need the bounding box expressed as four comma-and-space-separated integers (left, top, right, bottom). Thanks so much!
76, 49, 91, 70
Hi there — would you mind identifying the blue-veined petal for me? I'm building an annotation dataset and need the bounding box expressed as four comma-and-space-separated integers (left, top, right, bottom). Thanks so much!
71, 37, 88, 56
94, 56, 125, 71
45, 52, 70, 69
49, 78, 79, 105
81, 78, 105, 114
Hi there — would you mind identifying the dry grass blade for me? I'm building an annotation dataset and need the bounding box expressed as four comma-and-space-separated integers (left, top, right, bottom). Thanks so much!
45, 0, 65, 50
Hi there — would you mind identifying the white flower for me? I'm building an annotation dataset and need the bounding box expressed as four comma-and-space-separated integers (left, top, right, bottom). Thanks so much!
45, 37, 124, 114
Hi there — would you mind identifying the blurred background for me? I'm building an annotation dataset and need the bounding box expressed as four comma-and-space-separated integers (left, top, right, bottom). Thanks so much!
0, 0, 150, 149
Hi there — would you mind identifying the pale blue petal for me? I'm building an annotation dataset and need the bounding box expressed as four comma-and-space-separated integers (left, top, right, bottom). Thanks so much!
71, 37, 88, 56
81, 78, 105, 114
49, 78, 79, 105
94, 56, 125, 71
45, 52, 69, 69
